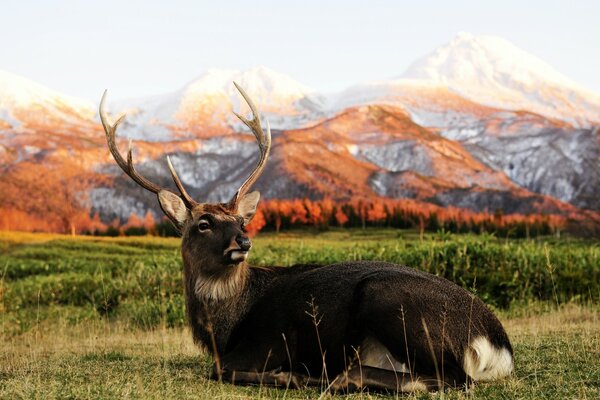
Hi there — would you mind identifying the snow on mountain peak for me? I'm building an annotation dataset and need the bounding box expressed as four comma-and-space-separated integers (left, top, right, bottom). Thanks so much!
179, 66, 320, 114
404, 33, 576, 88
0, 69, 92, 112
114, 66, 326, 140
178, 66, 326, 126
0, 69, 94, 131
4, 32, 600, 138
402, 33, 600, 125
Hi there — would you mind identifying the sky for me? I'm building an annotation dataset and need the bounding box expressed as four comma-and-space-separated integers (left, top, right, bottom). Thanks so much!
1, 0, 599, 101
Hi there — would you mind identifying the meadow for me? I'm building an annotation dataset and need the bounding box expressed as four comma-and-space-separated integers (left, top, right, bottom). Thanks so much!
0, 229, 598, 399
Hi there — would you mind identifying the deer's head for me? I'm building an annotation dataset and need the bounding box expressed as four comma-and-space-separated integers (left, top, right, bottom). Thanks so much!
99, 83, 271, 281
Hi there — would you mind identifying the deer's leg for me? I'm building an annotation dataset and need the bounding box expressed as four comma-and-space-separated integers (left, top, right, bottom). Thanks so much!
216, 368, 321, 389
211, 335, 323, 389
330, 365, 443, 393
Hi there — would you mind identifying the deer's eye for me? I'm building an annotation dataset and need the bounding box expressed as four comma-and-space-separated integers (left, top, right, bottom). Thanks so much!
198, 219, 211, 232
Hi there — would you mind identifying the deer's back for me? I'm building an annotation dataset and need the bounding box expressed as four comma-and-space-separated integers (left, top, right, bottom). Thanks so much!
228, 261, 511, 375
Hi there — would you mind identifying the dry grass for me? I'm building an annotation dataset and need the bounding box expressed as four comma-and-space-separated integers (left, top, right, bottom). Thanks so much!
1, 305, 598, 399
1, 231, 598, 399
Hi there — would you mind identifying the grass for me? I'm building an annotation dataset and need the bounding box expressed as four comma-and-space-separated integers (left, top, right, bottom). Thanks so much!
1, 303, 598, 399
1, 229, 599, 399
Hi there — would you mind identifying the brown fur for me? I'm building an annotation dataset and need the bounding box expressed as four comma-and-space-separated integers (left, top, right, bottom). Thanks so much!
102, 86, 512, 393
178, 201, 260, 354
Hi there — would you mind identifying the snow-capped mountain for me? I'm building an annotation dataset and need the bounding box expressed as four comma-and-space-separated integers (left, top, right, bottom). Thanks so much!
331, 78, 500, 128
110, 66, 326, 141
436, 112, 600, 212
2, 33, 600, 228
0, 69, 94, 131
402, 32, 600, 127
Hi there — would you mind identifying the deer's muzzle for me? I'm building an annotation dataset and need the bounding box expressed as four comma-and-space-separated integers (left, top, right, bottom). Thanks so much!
224, 234, 252, 263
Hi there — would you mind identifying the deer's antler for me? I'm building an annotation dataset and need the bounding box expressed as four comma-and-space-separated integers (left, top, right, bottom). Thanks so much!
227, 82, 272, 211
100, 83, 270, 212
99, 90, 197, 208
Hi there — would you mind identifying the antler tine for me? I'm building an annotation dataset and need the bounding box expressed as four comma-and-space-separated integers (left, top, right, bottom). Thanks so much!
101, 90, 193, 203
228, 82, 272, 210
100, 91, 129, 176
167, 156, 197, 207
232, 82, 269, 148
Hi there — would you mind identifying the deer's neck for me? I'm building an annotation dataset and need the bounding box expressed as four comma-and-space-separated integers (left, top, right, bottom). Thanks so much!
182, 257, 252, 353
193, 263, 250, 302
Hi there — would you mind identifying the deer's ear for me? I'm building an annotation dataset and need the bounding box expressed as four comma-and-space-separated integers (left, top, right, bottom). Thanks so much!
237, 191, 260, 224
158, 190, 190, 228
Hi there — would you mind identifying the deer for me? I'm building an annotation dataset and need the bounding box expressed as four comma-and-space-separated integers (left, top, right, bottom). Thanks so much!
99, 83, 513, 394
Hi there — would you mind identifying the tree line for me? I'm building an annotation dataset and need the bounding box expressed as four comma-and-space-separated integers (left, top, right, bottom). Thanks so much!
64, 198, 565, 239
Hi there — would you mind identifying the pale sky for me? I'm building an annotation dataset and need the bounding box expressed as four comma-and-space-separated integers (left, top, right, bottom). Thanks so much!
1, 0, 599, 101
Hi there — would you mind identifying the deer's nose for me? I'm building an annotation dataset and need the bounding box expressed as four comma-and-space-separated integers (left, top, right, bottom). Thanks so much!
236, 235, 252, 251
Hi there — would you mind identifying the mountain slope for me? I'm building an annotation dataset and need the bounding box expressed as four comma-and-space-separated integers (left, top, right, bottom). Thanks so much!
332, 78, 501, 129
0, 69, 103, 166
89, 105, 584, 221
111, 66, 326, 141
0, 69, 94, 131
2, 34, 600, 228
441, 113, 600, 211
402, 32, 600, 127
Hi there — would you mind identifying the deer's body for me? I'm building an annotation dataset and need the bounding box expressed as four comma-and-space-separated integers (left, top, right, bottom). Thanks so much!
100, 84, 514, 393
187, 259, 513, 390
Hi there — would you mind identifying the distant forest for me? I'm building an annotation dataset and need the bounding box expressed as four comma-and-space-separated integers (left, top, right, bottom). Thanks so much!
2, 197, 570, 239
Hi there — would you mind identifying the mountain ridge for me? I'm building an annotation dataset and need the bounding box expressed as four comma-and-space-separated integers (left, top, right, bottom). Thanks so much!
1, 33, 599, 231
401, 32, 600, 126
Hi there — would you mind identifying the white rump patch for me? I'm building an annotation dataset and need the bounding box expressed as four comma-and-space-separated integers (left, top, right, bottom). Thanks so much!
359, 336, 409, 373
463, 336, 513, 381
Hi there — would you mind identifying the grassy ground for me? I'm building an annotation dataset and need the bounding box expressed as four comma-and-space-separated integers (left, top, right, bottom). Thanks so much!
1, 305, 598, 399
1, 230, 599, 399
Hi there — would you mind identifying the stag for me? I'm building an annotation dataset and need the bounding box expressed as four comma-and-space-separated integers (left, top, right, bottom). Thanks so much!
99, 84, 513, 393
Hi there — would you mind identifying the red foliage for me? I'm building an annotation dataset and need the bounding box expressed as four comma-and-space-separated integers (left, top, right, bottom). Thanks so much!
367, 203, 387, 224
252, 197, 572, 237
0, 161, 108, 234
290, 199, 308, 225
123, 213, 144, 230
246, 209, 266, 237
142, 211, 156, 230
304, 199, 323, 227
335, 208, 349, 226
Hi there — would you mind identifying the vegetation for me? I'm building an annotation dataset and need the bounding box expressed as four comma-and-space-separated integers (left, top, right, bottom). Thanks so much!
257, 199, 567, 238
3, 196, 584, 238
1, 230, 599, 398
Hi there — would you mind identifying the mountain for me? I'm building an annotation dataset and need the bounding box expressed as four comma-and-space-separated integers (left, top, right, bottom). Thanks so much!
332, 77, 600, 211
329, 34, 600, 211
89, 104, 583, 223
0, 69, 103, 168
2, 34, 600, 233
442, 113, 600, 212
0, 69, 94, 131
110, 66, 326, 141
401, 32, 600, 127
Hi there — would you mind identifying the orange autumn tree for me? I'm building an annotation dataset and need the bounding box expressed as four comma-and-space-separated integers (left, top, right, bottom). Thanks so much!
245, 209, 266, 237
334, 207, 349, 227
0, 161, 108, 234
123, 213, 144, 230
304, 199, 324, 228
367, 202, 387, 225
290, 199, 308, 225
252, 198, 567, 238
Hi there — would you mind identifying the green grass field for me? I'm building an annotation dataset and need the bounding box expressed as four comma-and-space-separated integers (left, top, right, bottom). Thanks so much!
1, 230, 599, 399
